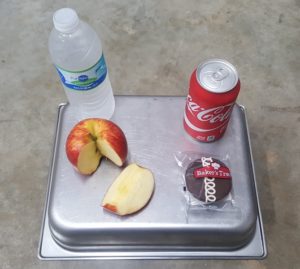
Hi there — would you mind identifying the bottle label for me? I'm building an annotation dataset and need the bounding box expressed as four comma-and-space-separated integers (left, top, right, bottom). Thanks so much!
55, 54, 107, 91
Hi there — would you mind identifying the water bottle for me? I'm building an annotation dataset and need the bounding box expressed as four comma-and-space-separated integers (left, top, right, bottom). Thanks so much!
49, 8, 115, 120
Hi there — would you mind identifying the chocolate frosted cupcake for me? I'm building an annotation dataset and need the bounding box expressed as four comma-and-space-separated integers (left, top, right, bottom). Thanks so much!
185, 157, 232, 204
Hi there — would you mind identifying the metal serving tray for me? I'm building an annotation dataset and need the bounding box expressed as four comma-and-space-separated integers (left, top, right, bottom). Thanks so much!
38, 96, 266, 260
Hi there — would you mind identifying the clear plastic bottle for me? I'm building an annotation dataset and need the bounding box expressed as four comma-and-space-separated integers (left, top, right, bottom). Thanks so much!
49, 8, 115, 120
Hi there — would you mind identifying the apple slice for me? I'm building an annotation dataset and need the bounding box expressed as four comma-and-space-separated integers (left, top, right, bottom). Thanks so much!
102, 163, 155, 216
77, 142, 102, 175
93, 119, 127, 167
97, 139, 123, 166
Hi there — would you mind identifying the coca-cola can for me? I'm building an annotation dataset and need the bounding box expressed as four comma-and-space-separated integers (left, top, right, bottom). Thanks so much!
184, 59, 240, 142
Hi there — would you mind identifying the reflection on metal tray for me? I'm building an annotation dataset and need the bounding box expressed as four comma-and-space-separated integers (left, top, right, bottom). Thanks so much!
38, 96, 267, 260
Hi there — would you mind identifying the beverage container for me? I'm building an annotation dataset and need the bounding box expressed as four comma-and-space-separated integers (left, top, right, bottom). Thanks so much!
49, 8, 115, 119
184, 59, 240, 142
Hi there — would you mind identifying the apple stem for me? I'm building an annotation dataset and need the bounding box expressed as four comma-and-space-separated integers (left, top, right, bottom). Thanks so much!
89, 133, 97, 142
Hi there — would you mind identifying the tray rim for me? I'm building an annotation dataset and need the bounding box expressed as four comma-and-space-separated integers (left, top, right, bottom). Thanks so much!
239, 104, 267, 258
38, 97, 267, 260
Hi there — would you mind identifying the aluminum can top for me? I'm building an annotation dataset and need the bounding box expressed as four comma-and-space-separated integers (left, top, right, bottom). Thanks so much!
196, 59, 239, 93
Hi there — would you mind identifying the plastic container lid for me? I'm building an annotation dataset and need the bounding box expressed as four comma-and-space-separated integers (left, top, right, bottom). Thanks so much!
53, 8, 79, 33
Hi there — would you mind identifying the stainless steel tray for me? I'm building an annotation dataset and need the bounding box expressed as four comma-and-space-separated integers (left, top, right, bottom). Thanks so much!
38, 96, 267, 260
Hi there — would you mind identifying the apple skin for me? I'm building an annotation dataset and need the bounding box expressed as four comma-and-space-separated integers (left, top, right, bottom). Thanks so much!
66, 118, 128, 175
93, 119, 128, 165
66, 122, 94, 168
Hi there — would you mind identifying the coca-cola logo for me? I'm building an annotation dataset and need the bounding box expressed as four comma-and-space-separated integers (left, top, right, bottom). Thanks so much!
186, 95, 234, 124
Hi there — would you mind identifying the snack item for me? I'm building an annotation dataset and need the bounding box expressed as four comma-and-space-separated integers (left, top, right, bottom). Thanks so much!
102, 163, 155, 216
185, 157, 232, 204
66, 118, 128, 175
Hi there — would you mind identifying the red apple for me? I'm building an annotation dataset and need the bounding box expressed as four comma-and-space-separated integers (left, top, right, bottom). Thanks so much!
66, 118, 128, 175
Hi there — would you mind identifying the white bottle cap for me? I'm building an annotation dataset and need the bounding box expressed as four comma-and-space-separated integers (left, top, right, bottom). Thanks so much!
53, 8, 79, 33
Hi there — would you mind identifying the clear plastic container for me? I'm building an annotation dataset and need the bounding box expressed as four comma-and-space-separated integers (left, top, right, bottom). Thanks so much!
49, 8, 115, 120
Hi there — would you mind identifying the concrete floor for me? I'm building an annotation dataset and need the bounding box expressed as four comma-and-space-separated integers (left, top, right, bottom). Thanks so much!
0, 0, 299, 268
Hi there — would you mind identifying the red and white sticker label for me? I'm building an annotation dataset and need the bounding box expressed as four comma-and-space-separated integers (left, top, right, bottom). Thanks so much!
193, 165, 231, 179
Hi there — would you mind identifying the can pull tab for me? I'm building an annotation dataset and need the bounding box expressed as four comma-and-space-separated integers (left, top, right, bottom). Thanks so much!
212, 68, 229, 81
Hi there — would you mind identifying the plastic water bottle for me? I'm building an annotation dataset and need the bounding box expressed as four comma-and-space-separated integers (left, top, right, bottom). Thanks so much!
49, 8, 115, 120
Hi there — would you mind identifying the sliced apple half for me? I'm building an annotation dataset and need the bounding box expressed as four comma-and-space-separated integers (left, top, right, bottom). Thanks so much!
66, 118, 128, 175
102, 163, 155, 216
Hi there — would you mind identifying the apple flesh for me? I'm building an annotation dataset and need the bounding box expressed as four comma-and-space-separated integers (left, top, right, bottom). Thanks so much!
77, 142, 102, 175
66, 118, 128, 175
102, 163, 155, 216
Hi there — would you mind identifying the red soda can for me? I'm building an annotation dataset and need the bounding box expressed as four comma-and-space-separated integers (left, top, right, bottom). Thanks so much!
184, 59, 240, 142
